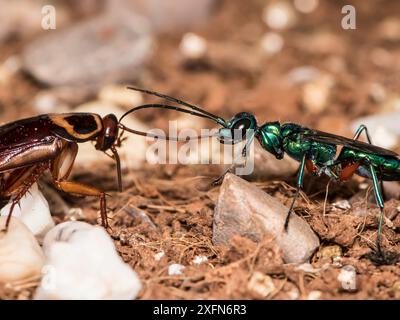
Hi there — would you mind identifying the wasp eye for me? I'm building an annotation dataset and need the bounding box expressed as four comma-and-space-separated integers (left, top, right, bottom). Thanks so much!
233, 118, 251, 131
231, 118, 252, 139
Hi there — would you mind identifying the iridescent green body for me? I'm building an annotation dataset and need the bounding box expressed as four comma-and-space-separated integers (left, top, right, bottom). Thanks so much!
260, 122, 400, 181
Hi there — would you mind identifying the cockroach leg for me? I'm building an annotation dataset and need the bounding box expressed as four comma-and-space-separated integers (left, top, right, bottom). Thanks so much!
50, 141, 110, 229
3, 162, 49, 231
52, 180, 109, 229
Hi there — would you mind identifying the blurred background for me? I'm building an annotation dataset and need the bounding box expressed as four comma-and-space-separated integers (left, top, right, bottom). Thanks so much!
0, 0, 399, 147
1, 0, 400, 300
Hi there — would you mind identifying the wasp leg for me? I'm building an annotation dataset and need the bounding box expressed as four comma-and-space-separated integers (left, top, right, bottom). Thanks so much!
284, 154, 306, 230
367, 164, 399, 264
369, 164, 384, 254
50, 141, 109, 229
353, 124, 372, 143
352, 125, 385, 199
212, 133, 255, 186
2, 162, 49, 231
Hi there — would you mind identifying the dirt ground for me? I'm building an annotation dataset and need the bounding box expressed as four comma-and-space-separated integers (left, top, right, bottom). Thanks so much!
0, 0, 400, 300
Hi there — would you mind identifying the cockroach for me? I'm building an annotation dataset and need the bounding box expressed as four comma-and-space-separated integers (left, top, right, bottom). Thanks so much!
0, 109, 171, 230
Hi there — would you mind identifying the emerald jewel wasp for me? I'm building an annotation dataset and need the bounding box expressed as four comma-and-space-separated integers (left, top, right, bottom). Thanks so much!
121, 87, 400, 265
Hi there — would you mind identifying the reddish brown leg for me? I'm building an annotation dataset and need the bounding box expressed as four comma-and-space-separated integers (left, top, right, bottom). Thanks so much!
3, 162, 49, 230
50, 141, 110, 229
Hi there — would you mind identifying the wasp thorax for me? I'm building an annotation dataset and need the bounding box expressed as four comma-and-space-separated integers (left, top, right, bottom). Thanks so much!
95, 114, 119, 151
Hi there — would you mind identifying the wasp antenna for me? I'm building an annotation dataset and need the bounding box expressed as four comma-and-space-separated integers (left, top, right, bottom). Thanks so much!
126, 87, 226, 126
118, 123, 218, 141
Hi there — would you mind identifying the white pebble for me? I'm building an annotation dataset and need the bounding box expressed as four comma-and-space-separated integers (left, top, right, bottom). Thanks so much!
262, 1, 296, 30
332, 200, 351, 210
294, 0, 319, 14
0, 217, 45, 283
307, 290, 322, 300
287, 287, 300, 300
0, 183, 55, 240
179, 33, 207, 60
370, 125, 398, 150
287, 66, 320, 84
0, 56, 21, 84
33, 92, 59, 113
35, 221, 141, 300
260, 32, 284, 55
168, 263, 185, 276
192, 255, 208, 265
337, 265, 357, 291
247, 272, 276, 298
154, 251, 165, 261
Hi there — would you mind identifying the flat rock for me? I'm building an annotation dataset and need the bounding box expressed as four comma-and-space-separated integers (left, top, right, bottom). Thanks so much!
22, 12, 153, 87
213, 174, 320, 263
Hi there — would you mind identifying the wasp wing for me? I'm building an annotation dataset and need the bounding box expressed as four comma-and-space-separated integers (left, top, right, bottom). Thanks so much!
300, 128, 399, 158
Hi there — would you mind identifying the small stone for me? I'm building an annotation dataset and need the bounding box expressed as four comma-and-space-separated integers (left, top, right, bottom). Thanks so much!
307, 290, 322, 300
260, 32, 284, 56
247, 272, 276, 298
390, 281, 400, 299
317, 245, 342, 260
337, 265, 357, 292
180, 33, 208, 60
73, 101, 149, 170
98, 85, 143, 109
0, 217, 45, 283
287, 287, 300, 300
168, 264, 185, 276
22, 13, 153, 87
286, 66, 321, 84
302, 75, 334, 114
0, 183, 55, 240
379, 17, 400, 41
332, 200, 351, 210
351, 113, 400, 150
192, 255, 208, 265
294, 0, 319, 14
0, 56, 21, 85
262, 1, 296, 30
36, 221, 141, 300
213, 174, 320, 263
154, 251, 165, 261
368, 83, 387, 103
370, 126, 398, 150
295, 263, 320, 273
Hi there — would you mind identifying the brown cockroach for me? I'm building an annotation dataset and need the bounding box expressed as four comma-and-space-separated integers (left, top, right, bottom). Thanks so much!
0, 87, 218, 231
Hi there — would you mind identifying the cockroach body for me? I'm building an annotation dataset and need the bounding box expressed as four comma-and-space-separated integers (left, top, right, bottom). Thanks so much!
0, 112, 124, 230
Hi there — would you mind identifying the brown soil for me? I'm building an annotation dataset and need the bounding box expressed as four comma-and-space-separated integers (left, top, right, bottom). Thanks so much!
0, 0, 399, 300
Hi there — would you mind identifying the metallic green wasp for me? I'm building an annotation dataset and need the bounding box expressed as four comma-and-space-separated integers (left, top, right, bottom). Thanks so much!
122, 87, 400, 265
